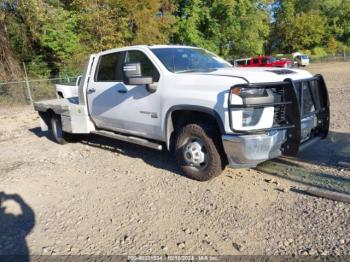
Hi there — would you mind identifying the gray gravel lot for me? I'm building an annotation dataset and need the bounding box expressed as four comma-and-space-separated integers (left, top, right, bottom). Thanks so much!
0, 62, 349, 256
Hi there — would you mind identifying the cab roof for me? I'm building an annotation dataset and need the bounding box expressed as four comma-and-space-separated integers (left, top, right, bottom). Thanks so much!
95, 44, 199, 56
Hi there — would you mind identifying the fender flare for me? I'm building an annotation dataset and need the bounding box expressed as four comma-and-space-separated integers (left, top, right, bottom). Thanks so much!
164, 105, 225, 150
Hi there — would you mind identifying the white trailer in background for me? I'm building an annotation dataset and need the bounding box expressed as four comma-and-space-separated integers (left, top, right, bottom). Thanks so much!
293, 52, 310, 67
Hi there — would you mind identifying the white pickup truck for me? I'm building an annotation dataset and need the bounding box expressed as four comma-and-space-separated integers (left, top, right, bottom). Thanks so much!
34, 45, 330, 181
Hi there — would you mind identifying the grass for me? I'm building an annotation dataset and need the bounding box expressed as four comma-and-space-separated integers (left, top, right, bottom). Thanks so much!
0, 81, 57, 105
0, 95, 28, 105
257, 159, 350, 194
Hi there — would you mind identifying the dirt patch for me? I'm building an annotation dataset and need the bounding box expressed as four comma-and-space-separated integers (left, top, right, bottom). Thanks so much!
0, 63, 349, 256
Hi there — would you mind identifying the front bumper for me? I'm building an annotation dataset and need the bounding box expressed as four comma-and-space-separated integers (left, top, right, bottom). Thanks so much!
222, 131, 287, 168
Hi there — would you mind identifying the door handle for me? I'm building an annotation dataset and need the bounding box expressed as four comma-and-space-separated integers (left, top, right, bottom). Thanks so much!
88, 88, 96, 94
118, 89, 127, 94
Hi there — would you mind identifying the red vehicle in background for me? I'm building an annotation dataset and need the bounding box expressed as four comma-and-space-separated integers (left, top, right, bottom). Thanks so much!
234, 56, 292, 68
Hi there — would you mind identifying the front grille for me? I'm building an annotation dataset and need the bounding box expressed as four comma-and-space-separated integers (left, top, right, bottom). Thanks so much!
274, 105, 287, 125
272, 86, 287, 125
272, 78, 320, 125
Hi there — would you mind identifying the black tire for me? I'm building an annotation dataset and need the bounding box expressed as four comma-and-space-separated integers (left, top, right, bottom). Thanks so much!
175, 122, 226, 181
50, 114, 70, 144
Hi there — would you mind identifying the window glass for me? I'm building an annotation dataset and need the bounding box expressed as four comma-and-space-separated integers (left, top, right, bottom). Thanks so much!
253, 58, 259, 64
151, 49, 174, 71
125, 51, 160, 82
151, 48, 231, 73
96, 52, 124, 82
262, 58, 268, 64
236, 60, 247, 66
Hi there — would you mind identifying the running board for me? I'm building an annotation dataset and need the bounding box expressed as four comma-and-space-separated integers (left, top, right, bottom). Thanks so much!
92, 130, 163, 150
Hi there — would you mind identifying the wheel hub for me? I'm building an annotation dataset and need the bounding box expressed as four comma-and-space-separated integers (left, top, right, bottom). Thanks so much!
183, 138, 208, 168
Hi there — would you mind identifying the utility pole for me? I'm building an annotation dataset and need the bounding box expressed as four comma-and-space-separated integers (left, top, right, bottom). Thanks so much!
22, 62, 33, 105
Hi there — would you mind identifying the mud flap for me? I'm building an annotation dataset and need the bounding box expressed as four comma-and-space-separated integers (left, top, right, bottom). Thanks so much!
282, 75, 330, 156
38, 111, 51, 132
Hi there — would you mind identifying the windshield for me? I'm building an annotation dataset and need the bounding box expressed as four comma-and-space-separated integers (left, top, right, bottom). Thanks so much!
150, 48, 232, 73
301, 55, 309, 59
270, 57, 277, 62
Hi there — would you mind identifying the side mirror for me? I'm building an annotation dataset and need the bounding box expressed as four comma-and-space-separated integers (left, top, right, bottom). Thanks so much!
123, 63, 154, 86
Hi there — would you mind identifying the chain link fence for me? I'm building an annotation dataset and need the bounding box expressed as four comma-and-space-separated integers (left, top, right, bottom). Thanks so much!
310, 54, 350, 63
1, 53, 350, 105
0, 76, 79, 105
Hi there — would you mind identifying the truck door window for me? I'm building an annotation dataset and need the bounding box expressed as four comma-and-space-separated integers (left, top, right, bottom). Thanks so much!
95, 52, 124, 82
236, 60, 245, 66
125, 51, 160, 82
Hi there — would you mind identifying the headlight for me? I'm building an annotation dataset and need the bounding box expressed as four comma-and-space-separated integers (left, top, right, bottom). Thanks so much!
232, 87, 269, 99
242, 108, 264, 126
230, 85, 275, 130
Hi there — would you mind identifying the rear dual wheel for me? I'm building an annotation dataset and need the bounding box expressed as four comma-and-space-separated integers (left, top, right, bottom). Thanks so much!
50, 114, 75, 144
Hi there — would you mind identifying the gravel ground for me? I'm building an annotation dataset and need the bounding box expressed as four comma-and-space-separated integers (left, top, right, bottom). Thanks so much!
0, 62, 349, 257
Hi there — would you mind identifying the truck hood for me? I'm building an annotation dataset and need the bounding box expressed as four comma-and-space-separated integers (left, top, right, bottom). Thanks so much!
200, 67, 313, 83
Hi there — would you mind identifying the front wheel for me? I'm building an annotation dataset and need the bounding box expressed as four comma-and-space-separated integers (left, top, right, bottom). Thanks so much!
175, 122, 225, 181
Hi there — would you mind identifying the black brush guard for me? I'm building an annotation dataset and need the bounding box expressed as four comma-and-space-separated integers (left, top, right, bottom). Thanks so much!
228, 74, 330, 156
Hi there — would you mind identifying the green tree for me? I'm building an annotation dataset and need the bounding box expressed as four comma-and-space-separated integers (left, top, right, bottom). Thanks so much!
117, 0, 176, 45
0, 8, 23, 80
70, 0, 128, 52
334, 1, 350, 45
272, 0, 350, 52
1, 0, 82, 76
4, 0, 350, 81
272, 0, 326, 53
173, 0, 270, 58
40, 10, 81, 61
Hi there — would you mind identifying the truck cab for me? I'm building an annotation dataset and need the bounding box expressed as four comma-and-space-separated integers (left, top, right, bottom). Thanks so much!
34, 45, 330, 181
